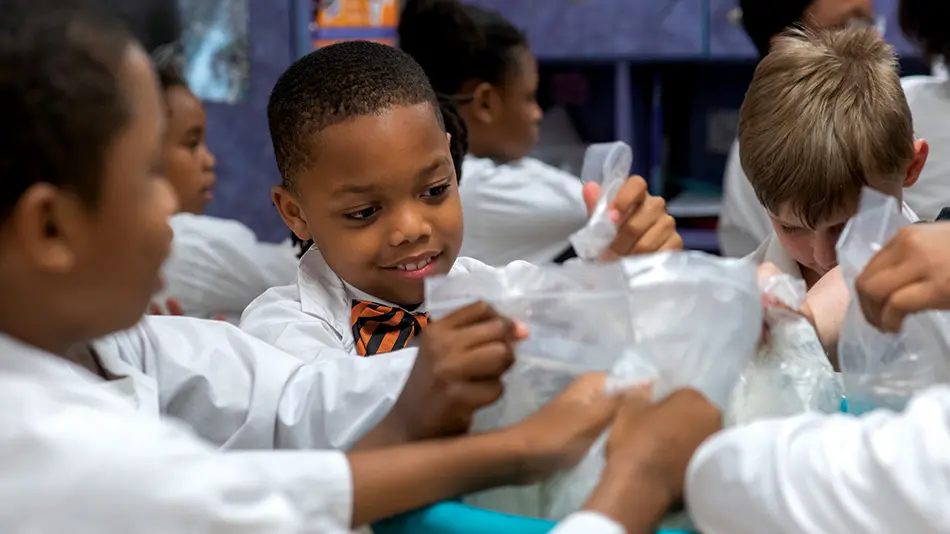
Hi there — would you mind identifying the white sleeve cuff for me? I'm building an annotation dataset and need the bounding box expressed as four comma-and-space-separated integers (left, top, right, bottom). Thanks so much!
551, 511, 627, 534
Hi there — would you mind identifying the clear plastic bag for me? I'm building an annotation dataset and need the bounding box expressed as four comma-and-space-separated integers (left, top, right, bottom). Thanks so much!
426, 261, 635, 518
543, 252, 763, 523
568, 142, 633, 261
727, 274, 842, 426
837, 188, 950, 414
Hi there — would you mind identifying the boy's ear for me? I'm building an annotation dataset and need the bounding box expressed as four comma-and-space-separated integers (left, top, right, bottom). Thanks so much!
905, 139, 929, 188
271, 186, 310, 241
470, 81, 498, 125
11, 183, 81, 273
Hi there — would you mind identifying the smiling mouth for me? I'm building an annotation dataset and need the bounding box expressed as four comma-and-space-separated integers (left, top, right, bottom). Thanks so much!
385, 252, 441, 272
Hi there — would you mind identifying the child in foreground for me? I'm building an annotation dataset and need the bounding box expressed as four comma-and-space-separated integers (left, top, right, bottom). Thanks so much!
240, 40, 681, 362
0, 3, 719, 533
149, 50, 299, 322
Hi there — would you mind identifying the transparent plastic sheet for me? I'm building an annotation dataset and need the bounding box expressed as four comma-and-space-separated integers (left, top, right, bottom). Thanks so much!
727, 274, 842, 426
543, 252, 763, 526
568, 142, 633, 261
426, 261, 636, 518
837, 189, 950, 414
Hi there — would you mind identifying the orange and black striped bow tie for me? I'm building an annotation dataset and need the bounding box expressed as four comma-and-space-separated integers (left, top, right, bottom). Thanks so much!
351, 300, 429, 356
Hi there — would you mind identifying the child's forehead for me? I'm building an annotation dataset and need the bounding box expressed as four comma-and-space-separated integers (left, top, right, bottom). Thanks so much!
299, 103, 449, 193
772, 202, 855, 230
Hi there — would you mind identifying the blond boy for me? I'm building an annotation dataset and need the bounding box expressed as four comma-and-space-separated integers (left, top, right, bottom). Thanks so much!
740, 25, 928, 289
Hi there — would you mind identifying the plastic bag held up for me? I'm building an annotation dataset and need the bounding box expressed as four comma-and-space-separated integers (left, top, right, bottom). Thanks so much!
426, 261, 635, 518
837, 188, 950, 414
544, 252, 763, 525
569, 142, 633, 261
727, 274, 842, 426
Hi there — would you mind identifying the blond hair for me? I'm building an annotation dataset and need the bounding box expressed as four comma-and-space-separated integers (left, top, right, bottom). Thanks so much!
738, 25, 915, 228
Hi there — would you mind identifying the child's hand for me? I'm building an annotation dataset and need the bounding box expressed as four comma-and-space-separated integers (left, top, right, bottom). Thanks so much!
856, 223, 950, 332
604, 388, 721, 503
391, 301, 528, 442
148, 298, 185, 316
503, 373, 624, 484
583, 178, 682, 259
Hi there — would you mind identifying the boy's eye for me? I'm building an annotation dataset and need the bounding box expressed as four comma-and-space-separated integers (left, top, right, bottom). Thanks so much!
422, 183, 450, 198
781, 225, 804, 235
344, 206, 380, 220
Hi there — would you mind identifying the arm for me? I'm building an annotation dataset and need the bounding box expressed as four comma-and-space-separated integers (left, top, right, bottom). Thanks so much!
687, 387, 950, 534
162, 214, 299, 318
97, 316, 415, 451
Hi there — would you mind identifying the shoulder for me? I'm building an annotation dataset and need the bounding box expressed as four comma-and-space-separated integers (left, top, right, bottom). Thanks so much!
169, 213, 258, 247
901, 75, 949, 108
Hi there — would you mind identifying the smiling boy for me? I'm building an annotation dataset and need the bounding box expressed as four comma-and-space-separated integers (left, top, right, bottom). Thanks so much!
240, 40, 680, 361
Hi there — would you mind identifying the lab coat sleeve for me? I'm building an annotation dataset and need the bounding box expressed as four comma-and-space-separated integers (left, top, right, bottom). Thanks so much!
9, 398, 356, 534
101, 316, 414, 451
687, 386, 950, 534
161, 214, 300, 318
717, 141, 773, 258
549, 512, 627, 534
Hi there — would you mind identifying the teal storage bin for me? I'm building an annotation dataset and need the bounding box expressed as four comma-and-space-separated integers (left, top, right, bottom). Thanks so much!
373, 501, 696, 534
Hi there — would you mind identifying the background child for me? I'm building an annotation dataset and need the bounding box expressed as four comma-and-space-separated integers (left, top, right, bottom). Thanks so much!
896, 0, 950, 223
149, 51, 300, 322
240, 40, 680, 362
719, 0, 875, 257
0, 4, 716, 532
737, 25, 927, 289
398, 0, 674, 266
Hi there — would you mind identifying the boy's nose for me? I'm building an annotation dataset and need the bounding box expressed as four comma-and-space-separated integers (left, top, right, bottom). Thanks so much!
389, 209, 432, 247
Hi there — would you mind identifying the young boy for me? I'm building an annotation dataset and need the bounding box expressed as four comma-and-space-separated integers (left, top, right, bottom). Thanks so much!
738, 25, 928, 290
0, 3, 719, 533
719, 0, 875, 257
687, 225, 950, 534
240, 40, 681, 361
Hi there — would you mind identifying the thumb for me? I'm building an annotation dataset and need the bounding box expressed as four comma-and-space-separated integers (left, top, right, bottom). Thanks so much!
583, 182, 601, 217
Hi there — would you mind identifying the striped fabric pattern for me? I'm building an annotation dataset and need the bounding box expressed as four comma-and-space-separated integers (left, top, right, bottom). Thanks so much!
350, 300, 428, 356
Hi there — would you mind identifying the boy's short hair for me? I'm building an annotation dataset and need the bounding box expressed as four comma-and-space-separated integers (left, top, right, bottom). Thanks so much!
0, 0, 134, 225
152, 43, 187, 92
738, 25, 915, 228
267, 40, 444, 190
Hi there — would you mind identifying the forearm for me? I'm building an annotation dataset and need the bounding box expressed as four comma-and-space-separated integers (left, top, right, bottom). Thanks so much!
347, 429, 529, 527
349, 411, 408, 451
583, 460, 673, 534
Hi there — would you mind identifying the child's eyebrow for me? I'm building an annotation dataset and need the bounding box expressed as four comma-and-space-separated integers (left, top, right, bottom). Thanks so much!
332, 184, 377, 197
415, 156, 452, 179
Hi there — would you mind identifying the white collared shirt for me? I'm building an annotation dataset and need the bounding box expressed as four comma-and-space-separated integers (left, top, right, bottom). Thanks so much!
157, 213, 300, 322
745, 201, 920, 279
239, 246, 532, 361
91, 315, 414, 451
0, 332, 355, 534
687, 385, 950, 534
459, 156, 588, 266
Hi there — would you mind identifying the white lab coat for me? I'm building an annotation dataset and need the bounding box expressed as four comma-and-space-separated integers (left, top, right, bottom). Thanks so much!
745, 202, 919, 280
902, 74, 950, 222
718, 75, 946, 258
687, 385, 950, 533
240, 246, 533, 360
157, 213, 300, 322
459, 155, 588, 266
0, 332, 356, 534
92, 315, 415, 450
0, 329, 626, 534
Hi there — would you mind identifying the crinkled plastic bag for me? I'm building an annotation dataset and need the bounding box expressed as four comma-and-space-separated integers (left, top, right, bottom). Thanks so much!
543, 252, 762, 525
727, 274, 842, 426
426, 261, 635, 518
837, 188, 950, 414
569, 142, 633, 261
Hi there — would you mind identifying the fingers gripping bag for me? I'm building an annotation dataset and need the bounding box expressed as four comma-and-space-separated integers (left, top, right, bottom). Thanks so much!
544, 252, 763, 527
568, 142, 633, 261
727, 274, 842, 426
425, 261, 635, 518
837, 188, 950, 414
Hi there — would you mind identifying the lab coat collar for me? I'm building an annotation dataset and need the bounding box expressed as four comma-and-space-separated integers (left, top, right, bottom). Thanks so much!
0, 332, 88, 384
296, 247, 428, 340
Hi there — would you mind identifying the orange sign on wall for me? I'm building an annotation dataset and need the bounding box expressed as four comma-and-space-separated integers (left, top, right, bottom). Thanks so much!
313, 0, 399, 48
